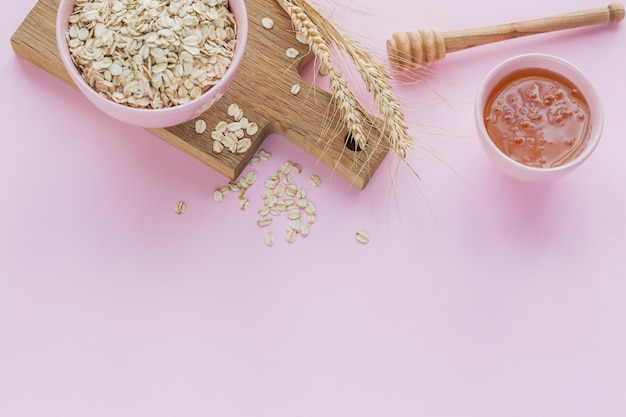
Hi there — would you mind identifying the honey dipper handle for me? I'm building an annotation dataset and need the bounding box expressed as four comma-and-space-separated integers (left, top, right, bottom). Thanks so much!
444, 2, 625, 53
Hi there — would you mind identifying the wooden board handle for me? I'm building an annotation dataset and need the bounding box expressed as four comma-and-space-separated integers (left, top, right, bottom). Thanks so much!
387, 2, 625, 71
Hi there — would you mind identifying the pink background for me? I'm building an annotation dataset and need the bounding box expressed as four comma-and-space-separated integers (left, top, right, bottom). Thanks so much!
2, 0, 625, 416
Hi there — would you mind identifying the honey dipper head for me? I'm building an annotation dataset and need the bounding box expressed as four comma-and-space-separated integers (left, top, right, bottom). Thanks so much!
387, 29, 446, 71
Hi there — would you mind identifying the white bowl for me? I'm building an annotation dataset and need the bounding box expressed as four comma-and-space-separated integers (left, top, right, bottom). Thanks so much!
56, 0, 248, 128
475, 54, 603, 182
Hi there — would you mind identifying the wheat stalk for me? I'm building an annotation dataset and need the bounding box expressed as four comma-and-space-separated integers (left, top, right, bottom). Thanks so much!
277, 0, 413, 160
278, 0, 369, 151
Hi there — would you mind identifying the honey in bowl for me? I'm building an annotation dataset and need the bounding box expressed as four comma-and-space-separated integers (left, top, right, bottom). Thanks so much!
483, 68, 592, 168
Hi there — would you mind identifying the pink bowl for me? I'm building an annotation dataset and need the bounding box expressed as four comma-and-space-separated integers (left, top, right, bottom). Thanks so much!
56, 0, 248, 128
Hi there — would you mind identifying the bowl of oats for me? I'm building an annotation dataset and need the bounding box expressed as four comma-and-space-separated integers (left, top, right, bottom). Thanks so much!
56, 0, 248, 128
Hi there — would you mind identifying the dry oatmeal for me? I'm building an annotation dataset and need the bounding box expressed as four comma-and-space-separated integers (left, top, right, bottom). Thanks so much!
67, 0, 237, 109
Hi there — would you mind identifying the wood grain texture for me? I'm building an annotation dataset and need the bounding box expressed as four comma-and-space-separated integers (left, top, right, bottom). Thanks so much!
11, 0, 390, 189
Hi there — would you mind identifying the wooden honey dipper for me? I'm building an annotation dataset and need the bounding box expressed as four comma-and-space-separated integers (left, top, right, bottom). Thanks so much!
387, 2, 625, 71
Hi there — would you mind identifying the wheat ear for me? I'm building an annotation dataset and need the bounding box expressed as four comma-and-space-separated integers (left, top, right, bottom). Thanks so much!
286, 0, 413, 160
345, 46, 413, 159
278, 0, 368, 151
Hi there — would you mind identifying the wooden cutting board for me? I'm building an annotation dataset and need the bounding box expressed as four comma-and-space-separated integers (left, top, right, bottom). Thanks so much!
10, 0, 390, 189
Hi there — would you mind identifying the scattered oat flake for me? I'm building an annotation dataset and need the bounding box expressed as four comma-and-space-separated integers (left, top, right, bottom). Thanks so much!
236, 138, 252, 153
214, 190, 224, 202
227, 103, 240, 117
212, 140, 224, 153
245, 170, 258, 184
291, 83, 301, 95
287, 209, 301, 220
286, 184, 298, 196
228, 181, 240, 192
259, 150, 271, 160
238, 176, 250, 189
355, 231, 370, 244
234, 110, 245, 123
246, 123, 259, 136
265, 232, 275, 246
309, 175, 321, 187
227, 121, 242, 131
281, 161, 293, 174
175, 201, 186, 215
215, 120, 229, 132
262, 17, 274, 29
286, 47, 299, 58
195, 119, 207, 134
257, 217, 273, 227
